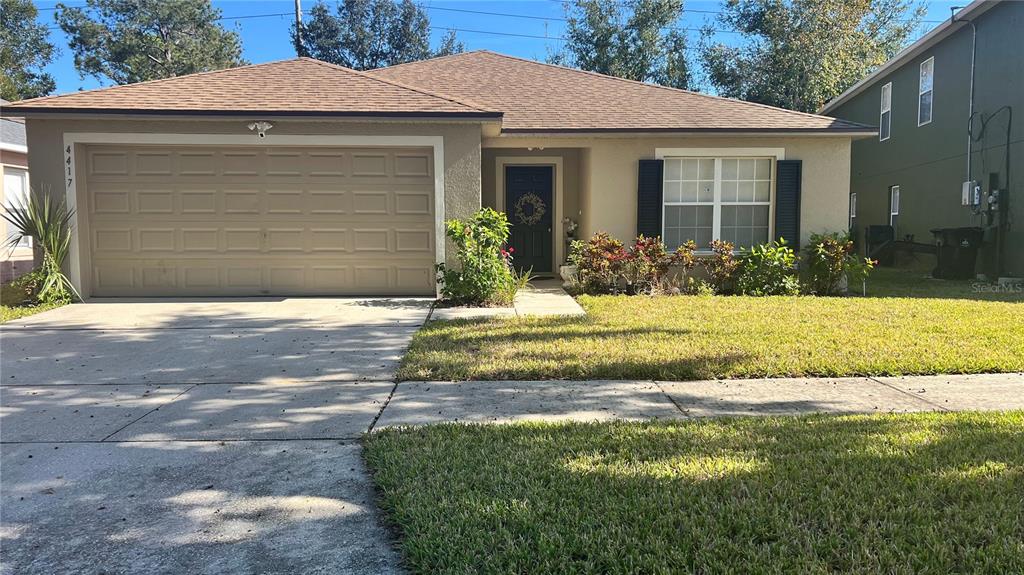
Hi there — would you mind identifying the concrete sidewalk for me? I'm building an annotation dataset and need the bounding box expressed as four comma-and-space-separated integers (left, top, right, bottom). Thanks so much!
430, 279, 584, 320
374, 373, 1024, 427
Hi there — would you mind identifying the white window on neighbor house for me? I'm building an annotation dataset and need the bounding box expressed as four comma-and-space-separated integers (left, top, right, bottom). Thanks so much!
880, 82, 892, 141
918, 57, 934, 126
849, 192, 857, 230
662, 157, 772, 251
3, 168, 32, 248
889, 185, 900, 226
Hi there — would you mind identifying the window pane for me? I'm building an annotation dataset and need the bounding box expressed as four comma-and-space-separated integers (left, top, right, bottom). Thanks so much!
722, 159, 738, 180
754, 181, 770, 202
721, 181, 737, 202
739, 159, 755, 179
698, 180, 714, 202
755, 159, 771, 180
696, 205, 713, 227
753, 205, 770, 226
739, 181, 755, 202
699, 159, 714, 180
919, 91, 932, 124
881, 83, 891, 111
681, 180, 698, 202
665, 159, 682, 181
664, 181, 681, 203
920, 59, 933, 92
737, 205, 753, 227
752, 226, 769, 246
665, 205, 681, 227
681, 159, 699, 180
881, 111, 891, 140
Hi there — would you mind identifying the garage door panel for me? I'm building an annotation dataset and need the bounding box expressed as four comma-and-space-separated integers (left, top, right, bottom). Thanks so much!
86, 144, 436, 296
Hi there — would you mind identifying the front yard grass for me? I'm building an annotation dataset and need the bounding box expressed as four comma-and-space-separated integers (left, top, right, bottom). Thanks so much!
400, 268, 1024, 381
365, 412, 1024, 574
0, 301, 63, 323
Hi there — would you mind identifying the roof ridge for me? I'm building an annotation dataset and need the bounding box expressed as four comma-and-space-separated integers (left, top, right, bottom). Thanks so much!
7, 58, 301, 106
475, 50, 859, 124
300, 57, 498, 114
366, 50, 488, 73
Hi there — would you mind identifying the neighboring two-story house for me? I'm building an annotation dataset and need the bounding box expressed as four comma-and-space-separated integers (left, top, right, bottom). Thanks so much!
1, 100, 34, 283
823, 0, 1022, 280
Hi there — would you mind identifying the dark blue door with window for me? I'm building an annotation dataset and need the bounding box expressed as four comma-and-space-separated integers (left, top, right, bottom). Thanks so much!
505, 165, 553, 274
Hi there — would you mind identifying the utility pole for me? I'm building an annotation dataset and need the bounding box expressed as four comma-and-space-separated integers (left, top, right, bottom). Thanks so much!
294, 0, 303, 55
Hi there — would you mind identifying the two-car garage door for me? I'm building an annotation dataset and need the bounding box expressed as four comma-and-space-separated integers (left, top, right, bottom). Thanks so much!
83, 144, 436, 296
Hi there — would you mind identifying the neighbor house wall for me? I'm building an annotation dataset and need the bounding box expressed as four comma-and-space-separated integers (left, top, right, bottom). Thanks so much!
23, 117, 486, 280
485, 135, 853, 247
828, 0, 1023, 277
1, 148, 35, 282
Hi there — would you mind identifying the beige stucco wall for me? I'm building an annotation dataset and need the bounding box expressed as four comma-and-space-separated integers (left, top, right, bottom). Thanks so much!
24, 116, 484, 294
484, 135, 853, 246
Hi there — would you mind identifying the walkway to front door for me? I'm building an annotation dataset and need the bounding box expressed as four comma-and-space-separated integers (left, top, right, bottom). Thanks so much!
505, 165, 554, 274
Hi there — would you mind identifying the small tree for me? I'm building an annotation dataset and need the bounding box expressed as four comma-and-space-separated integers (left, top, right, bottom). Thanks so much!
550, 0, 693, 90
0, 0, 57, 100
699, 0, 924, 112
55, 0, 246, 85
2, 189, 79, 303
295, 0, 462, 70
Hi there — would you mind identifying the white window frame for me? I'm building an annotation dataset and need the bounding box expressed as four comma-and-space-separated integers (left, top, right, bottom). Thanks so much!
655, 148, 783, 252
849, 192, 857, 230
918, 57, 934, 127
889, 185, 900, 225
880, 82, 892, 141
3, 167, 32, 248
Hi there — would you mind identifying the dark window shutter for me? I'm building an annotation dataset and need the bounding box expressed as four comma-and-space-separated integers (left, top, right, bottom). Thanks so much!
637, 159, 664, 239
774, 160, 802, 249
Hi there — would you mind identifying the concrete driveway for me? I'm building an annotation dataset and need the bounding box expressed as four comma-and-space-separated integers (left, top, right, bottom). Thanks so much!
0, 297, 431, 575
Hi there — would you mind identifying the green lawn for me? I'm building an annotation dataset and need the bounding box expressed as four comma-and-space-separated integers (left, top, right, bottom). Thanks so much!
399, 268, 1024, 381
365, 412, 1024, 574
0, 302, 63, 323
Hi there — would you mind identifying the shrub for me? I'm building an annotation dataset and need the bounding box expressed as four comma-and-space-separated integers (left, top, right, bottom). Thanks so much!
703, 239, 740, 294
1, 189, 78, 304
0, 269, 45, 305
736, 239, 801, 296
569, 232, 628, 294
802, 232, 875, 295
570, 234, 697, 295
436, 208, 529, 306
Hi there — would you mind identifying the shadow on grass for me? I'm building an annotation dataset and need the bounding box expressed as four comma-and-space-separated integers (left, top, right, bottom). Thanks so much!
365, 412, 1024, 573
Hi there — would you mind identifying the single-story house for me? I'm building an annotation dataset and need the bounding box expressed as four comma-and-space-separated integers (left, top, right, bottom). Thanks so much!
1, 100, 34, 283
2, 51, 873, 298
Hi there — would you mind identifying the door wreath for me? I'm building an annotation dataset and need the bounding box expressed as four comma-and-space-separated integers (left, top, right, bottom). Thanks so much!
514, 193, 547, 226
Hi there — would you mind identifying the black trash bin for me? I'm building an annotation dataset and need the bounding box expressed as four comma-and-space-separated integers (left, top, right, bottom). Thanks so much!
930, 227, 984, 279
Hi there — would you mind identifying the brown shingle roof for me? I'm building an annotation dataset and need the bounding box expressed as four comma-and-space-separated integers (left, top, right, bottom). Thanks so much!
369, 51, 871, 133
3, 58, 499, 117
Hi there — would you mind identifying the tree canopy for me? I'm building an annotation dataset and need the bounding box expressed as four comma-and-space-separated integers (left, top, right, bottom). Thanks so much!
549, 0, 692, 90
294, 0, 463, 70
55, 0, 246, 85
1, 0, 58, 100
699, 0, 925, 112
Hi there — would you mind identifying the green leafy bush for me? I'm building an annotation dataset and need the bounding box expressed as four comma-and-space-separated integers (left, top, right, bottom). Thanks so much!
436, 208, 529, 306
802, 232, 875, 295
736, 239, 800, 296
1, 189, 78, 304
703, 239, 740, 294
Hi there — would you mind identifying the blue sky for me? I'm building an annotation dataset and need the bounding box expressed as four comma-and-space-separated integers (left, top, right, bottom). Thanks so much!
32, 0, 961, 95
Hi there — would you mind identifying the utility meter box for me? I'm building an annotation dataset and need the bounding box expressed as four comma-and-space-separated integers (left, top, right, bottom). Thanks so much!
962, 180, 981, 206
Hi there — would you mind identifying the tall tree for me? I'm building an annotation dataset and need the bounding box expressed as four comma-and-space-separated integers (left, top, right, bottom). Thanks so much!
549, 0, 692, 90
1, 0, 57, 100
55, 0, 246, 85
699, 0, 925, 112
294, 0, 463, 70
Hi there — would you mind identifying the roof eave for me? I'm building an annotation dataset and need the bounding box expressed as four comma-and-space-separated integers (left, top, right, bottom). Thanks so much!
498, 127, 877, 137
0, 107, 503, 120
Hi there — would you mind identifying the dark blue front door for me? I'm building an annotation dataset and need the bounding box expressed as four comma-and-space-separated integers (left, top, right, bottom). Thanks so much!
505, 165, 553, 274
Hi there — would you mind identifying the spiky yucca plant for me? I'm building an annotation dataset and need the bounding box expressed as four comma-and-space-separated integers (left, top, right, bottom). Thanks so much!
2, 189, 79, 303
